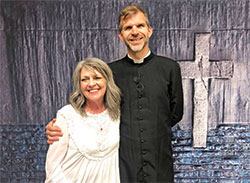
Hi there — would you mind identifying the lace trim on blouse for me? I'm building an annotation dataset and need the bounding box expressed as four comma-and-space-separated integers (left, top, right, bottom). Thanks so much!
59, 105, 119, 161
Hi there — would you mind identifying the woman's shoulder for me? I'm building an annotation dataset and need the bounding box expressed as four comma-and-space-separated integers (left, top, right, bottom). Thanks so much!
57, 104, 77, 116
58, 104, 72, 111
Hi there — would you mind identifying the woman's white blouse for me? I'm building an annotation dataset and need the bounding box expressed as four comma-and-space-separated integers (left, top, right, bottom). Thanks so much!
45, 105, 120, 183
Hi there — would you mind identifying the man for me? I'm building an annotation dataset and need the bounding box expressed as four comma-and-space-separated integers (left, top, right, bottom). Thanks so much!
46, 5, 183, 182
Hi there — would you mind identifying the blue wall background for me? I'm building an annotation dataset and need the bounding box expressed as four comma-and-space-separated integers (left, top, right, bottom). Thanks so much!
0, 0, 249, 182
0, 124, 249, 182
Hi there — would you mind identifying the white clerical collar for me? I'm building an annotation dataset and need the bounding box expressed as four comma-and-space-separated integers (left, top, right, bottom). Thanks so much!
128, 50, 151, 64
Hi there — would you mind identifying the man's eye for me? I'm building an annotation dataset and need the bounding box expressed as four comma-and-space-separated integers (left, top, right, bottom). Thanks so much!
125, 27, 132, 30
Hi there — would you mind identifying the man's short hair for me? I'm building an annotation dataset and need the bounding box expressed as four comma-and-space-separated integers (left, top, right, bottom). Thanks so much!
118, 5, 151, 32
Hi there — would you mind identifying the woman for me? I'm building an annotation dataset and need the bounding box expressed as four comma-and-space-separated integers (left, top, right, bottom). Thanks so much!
45, 58, 121, 183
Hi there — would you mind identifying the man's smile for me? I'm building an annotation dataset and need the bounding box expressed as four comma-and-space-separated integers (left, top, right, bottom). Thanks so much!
129, 37, 143, 44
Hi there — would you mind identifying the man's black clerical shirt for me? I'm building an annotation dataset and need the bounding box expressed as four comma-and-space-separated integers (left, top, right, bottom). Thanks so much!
109, 53, 183, 183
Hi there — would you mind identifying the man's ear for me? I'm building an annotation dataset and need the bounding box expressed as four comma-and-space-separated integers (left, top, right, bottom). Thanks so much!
148, 26, 153, 38
118, 32, 124, 42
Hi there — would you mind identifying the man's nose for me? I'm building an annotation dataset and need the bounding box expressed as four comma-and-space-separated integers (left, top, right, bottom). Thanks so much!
131, 26, 139, 34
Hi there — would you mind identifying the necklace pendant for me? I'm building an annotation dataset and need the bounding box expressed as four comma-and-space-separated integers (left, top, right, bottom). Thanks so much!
100, 127, 103, 131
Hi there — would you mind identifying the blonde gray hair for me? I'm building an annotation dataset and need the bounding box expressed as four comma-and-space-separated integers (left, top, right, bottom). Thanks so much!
118, 4, 151, 33
69, 58, 121, 121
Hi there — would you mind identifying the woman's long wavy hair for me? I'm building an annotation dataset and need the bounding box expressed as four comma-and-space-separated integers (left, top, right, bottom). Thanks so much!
69, 58, 121, 121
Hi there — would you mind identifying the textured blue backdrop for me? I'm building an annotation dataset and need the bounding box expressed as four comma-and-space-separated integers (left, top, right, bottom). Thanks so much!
0, 0, 250, 182
0, 124, 249, 182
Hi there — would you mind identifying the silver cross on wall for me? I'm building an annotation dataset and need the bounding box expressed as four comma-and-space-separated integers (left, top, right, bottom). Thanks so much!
178, 33, 234, 147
